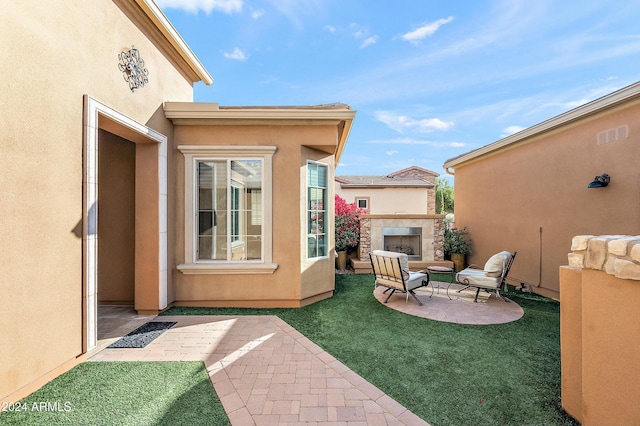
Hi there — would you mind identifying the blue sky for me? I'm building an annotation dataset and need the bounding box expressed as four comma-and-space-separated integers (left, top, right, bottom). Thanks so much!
157, 0, 640, 180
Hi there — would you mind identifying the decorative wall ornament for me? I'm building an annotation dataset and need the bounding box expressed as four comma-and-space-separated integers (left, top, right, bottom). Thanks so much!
118, 45, 149, 92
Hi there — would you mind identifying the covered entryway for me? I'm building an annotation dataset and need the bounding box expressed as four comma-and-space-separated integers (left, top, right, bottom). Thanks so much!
98, 130, 136, 305
83, 96, 167, 353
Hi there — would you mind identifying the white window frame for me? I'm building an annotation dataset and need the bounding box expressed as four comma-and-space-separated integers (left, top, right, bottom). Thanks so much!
307, 160, 329, 260
230, 178, 244, 246
178, 145, 278, 274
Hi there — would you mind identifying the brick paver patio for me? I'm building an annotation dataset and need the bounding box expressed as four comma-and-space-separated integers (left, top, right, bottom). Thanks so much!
90, 311, 429, 425
373, 282, 524, 325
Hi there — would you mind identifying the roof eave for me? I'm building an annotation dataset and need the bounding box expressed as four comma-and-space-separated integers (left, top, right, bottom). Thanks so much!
163, 102, 356, 121
335, 114, 354, 164
134, 0, 213, 85
164, 102, 356, 162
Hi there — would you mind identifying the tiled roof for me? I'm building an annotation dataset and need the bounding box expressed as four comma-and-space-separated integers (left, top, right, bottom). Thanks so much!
387, 165, 439, 179
336, 175, 434, 188
336, 166, 438, 188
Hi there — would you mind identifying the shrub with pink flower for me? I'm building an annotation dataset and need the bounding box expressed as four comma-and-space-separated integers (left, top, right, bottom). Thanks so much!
335, 195, 363, 253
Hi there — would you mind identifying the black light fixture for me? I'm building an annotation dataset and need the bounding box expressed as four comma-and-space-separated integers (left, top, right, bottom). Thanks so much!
588, 173, 610, 188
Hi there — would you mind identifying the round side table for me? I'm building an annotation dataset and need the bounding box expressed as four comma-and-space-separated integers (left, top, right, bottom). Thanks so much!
426, 266, 455, 299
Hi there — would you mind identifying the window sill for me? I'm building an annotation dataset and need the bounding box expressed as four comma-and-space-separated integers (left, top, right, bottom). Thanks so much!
177, 262, 279, 275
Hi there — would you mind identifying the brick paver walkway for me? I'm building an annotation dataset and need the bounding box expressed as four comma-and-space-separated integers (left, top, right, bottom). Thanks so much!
90, 314, 429, 425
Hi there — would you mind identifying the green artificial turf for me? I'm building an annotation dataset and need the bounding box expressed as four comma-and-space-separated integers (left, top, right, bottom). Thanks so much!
164, 274, 578, 426
0, 362, 229, 426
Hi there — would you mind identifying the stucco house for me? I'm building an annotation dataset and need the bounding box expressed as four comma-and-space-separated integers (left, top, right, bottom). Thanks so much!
335, 165, 439, 214
443, 81, 640, 300
1, 0, 354, 403
335, 167, 451, 272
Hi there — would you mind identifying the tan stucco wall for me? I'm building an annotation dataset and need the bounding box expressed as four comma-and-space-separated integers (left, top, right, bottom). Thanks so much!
451, 98, 640, 299
0, 0, 194, 402
560, 267, 640, 425
98, 131, 136, 303
561, 235, 640, 424
134, 142, 162, 313
558, 266, 582, 421
335, 186, 428, 214
172, 125, 338, 307
581, 269, 640, 425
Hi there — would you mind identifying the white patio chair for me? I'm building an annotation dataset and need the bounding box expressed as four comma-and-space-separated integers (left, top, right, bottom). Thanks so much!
369, 250, 432, 305
455, 251, 517, 302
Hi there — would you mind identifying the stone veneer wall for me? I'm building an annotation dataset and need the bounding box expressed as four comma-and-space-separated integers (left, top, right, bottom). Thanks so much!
433, 217, 444, 260
359, 217, 371, 259
561, 234, 640, 425
358, 215, 445, 262
568, 234, 640, 280
426, 187, 436, 215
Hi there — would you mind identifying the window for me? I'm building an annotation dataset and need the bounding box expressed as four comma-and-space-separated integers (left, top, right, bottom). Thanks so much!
356, 197, 369, 211
250, 189, 262, 225
307, 161, 328, 258
230, 179, 243, 244
196, 160, 259, 261
178, 145, 277, 274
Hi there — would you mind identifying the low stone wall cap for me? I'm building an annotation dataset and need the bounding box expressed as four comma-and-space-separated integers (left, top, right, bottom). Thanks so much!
569, 235, 640, 281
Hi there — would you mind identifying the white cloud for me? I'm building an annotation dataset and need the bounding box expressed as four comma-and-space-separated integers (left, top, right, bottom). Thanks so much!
251, 8, 265, 19
525, 85, 623, 118
369, 137, 465, 148
361, 36, 379, 48
352, 29, 367, 39
386, 150, 398, 156
350, 24, 368, 38
266, 0, 325, 29
325, 25, 337, 33
224, 47, 247, 60
374, 111, 454, 133
558, 99, 591, 109
401, 16, 454, 44
156, 0, 242, 14
347, 24, 379, 48
501, 125, 525, 137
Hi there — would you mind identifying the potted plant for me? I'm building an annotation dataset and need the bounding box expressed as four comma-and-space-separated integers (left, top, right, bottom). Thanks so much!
444, 227, 472, 272
335, 195, 362, 270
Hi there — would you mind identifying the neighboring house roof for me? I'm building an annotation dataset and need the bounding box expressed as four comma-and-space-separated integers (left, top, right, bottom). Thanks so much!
387, 165, 439, 180
336, 166, 438, 188
127, 0, 214, 85
163, 102, 356, 162
443, 80, 640, 172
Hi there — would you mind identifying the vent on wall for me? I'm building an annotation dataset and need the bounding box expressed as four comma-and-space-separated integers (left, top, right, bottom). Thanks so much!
597, 125, 628, 145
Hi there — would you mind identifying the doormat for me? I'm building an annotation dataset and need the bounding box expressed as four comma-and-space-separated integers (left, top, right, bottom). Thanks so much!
107, 321, 177, 349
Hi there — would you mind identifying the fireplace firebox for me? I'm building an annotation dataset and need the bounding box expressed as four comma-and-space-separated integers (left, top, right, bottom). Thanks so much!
382, 227, 422, 260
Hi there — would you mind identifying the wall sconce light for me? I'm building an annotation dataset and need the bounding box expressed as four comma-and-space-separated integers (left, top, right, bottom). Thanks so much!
588, 173, 610, 188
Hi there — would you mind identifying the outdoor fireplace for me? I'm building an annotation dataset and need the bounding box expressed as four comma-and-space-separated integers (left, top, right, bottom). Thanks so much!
382, 227, 422, 260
